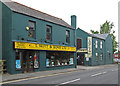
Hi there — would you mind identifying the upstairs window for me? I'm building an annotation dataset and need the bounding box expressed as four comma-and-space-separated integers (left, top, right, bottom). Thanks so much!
77, 39, 82, 49
66, 30, 70, 43
46, 25, 52, 41
95, 40, 98, 48
28, 21, 36, 38
100, 41, 103, 49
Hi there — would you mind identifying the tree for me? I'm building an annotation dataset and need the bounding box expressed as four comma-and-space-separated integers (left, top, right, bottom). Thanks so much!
90, 30, 99, 34
90, 20, 118, 53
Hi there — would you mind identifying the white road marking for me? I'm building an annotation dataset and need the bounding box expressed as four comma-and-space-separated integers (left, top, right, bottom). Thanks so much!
91, 71, 107, 77
112, 69, 118, 71
102, 72, 107, 74
91, 73, 102, 77
112, 70, 114, 71
60, 78, 80, 85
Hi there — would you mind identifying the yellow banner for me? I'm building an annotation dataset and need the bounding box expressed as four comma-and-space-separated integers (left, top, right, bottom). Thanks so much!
14, 41, 76, 52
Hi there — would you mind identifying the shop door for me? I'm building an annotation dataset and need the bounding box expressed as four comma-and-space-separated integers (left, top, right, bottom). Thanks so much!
22, 51, 34, 73
77, 53, 84, 65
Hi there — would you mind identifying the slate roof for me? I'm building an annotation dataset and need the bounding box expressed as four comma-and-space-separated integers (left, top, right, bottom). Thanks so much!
77, 28, 109, 40
92, 34, 109, 40
2, 0, 73, 29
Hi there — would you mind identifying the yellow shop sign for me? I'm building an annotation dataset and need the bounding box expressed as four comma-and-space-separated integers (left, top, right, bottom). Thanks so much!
14, 41, 76, 52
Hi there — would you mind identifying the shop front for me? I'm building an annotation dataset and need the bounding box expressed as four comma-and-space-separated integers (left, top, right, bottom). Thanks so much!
14, 41, 76, 73
77, 48, 88, 65
15, 50, 39, 73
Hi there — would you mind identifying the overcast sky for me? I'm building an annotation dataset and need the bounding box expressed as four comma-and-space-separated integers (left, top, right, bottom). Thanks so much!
12, 0, 119, 42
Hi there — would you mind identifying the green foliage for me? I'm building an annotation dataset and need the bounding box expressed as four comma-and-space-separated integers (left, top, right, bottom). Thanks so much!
100, 21, 114, 34
90, 20, 118, 53
90, 30, 99, 34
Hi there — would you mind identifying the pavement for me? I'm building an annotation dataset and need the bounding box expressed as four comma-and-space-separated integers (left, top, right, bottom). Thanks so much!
1, 64, 117, 83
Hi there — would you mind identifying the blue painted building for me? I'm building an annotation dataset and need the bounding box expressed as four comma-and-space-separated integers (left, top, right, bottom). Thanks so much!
76, 28, 113, 66
1, 0, 113, 74
1, 0, 77, 74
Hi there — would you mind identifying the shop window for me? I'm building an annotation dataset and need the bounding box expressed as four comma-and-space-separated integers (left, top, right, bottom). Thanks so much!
28, 21, 36, 38
100, 41, 103, 49
96, 52, 98, 61
34, 51, 40, 69
46, 52, 74, 67
46, 25, 52, 41
15, 50, 21, 70
66, 30, 70, 43
95, 40, 98, 48
100, 53, 103, 61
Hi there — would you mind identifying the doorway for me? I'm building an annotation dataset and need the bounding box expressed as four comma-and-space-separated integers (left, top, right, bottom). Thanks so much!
77, 53, 84, 65
22, 51, 34, 73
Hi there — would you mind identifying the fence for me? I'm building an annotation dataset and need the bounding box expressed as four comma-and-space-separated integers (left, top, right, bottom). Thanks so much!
0, 60, 7, 74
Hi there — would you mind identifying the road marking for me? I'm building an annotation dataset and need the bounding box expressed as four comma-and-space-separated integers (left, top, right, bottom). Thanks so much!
91, 73, 102, 77
102, 72, 107, 74
112, 70, 114, 71
0, 70, 80, 84
91, 71, 107, 77
112, 69, 118, 71
60, 78, 80, 85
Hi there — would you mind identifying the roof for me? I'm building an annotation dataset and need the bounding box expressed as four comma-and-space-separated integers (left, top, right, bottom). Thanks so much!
2, 0, 73, 29
92, 34, 109, 40
77, 28, 109, 40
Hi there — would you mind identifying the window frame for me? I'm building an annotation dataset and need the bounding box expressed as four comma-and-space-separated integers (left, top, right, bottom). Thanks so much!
100, 53, 103, 61
95, 40, 98, 48
100, 41, 103, 49
96, 52, 98, 61
66, 30, 70, 43
28, 20, 36, 38
46, 25, 52, 41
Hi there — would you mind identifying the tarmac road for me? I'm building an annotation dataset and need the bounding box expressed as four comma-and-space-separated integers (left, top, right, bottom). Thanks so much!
2, 64, 118, 86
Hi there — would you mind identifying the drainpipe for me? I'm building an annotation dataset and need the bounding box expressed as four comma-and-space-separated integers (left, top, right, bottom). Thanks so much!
71, 15, 77, 68
71, 15, 77, 46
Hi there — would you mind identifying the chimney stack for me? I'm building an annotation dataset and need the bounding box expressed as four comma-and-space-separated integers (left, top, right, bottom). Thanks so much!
71, 15, 77, 29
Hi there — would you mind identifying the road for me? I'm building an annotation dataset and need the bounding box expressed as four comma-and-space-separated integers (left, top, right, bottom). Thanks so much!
2, 65, 119, 86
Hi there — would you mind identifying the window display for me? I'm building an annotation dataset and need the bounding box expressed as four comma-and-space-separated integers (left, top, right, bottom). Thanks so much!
46, 52, 74, 67
15, 50, 22, 69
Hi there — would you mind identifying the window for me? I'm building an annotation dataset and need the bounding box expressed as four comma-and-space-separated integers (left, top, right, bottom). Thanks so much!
100, 41, 103, 49
46, 25, 52, 41
100, 53, 103, 61
15, 50, 22, 70
28, 21, 36, 38
96, 53, 98, 61
95, 40, 98, 48
46, 52, 74, 67
77, 39, 82, 49
66, 30, 70, 43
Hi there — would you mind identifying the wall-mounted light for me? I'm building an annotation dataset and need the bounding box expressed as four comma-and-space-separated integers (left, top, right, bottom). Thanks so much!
26, 27, 29, 31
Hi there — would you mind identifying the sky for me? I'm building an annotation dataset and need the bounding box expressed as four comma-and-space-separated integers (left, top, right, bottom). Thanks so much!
11, 0, 119, 42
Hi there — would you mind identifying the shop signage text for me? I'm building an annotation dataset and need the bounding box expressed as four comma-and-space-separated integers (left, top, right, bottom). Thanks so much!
14, 41, 76, 52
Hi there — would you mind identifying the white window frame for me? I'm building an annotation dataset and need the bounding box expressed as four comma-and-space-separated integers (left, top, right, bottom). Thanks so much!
96, 53, 98, 61
100, 53, 103, 61
100, 41, 103, 49
95, 40, 98, 48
